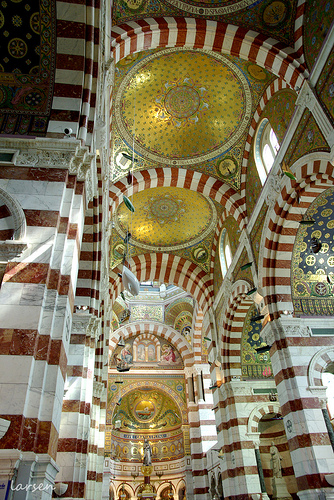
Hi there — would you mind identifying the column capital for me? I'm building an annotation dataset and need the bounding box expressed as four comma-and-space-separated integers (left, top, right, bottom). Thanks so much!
261, 317, 311, 346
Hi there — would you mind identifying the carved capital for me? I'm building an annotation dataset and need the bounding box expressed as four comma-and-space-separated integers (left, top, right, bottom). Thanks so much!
0, 241, 28, 262
69, 147, 98, 204
265, 173, 281, 208
93, 381, 105, 398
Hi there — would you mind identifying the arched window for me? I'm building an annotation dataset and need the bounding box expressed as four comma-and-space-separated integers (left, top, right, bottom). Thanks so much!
220, 228, 232, 277
323, 370, 334, 419
254, 118, 280, 185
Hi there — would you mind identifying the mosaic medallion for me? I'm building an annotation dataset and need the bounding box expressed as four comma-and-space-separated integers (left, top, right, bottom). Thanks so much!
135, 400, 156, 421
164, 85, 200, 118
114, 48, 252, 166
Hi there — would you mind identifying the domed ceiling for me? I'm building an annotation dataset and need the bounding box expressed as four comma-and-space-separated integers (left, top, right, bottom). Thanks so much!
115, 186, 217, 251
114, 48, 252, 166
112, 48, 274, 191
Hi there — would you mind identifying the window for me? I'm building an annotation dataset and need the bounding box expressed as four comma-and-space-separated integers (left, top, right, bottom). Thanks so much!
323, 371, 334, 419
254, 118, 280, 185
220, 228, 232, 277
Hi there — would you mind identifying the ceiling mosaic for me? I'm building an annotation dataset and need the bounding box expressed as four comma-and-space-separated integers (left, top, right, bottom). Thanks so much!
115, 186, 217, 251
112, 48, 275, 191
292, 187, 334, 316
112, 0, 297, 46
304, 0, 334, 71
0, 0, 56, 135
241, 303, 273, 379
114, 48, 252, 166
284, 109, 330, 167
316, 50, 334, 126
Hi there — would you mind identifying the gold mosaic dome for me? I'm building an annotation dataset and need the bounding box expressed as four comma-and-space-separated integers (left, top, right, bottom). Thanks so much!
115, 186, 217, 251
114, 48, 252, 166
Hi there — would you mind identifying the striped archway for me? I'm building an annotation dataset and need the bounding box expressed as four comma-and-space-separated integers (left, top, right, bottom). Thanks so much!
110, 253, 214, 315
247, 402, 281, 433
109, 321, 193, 366
219, 280, 254, 381
110, 17, 308, 89
258, 154, 334, 319
109, 167, 247, 226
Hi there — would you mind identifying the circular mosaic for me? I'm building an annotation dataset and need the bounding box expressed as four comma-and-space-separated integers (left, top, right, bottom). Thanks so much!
164, 86, 200, 118
151, 196, 179, 220
115, 186, 217, 251
263, 0, 287, 25
135, 400, 156, 421
115, 48, 252, 166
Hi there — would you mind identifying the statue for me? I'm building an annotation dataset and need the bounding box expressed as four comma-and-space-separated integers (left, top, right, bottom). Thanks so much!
143, 438, 152, 466
270, 442, 282, 478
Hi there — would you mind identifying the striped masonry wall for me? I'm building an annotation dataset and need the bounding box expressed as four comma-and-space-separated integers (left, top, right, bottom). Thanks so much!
0, 166, 86, 482
48, 0, 100, 145
56, 157, 106, 498
267, 321, 334, 497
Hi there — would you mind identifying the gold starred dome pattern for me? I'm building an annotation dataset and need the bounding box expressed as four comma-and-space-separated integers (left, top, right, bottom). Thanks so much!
115, 186, 217, 251
114, 48, 252, 166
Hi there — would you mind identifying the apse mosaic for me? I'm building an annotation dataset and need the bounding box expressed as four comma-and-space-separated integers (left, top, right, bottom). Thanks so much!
112, 48, 275, 191
115, 186, 217, 252
110, 335, 184, 370
105, 385, 186, 461
0, 0, 56, 135
112, 0, 297, 45
241, 304, 273, 379
285, 109, 330, 168
304, 0, 334, 71
292, 188, 334, 316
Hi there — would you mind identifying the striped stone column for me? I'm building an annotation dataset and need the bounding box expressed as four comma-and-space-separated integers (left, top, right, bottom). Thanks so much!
56, 314, 99, 499
262, 318, 334, 499
0, 155, 87, 499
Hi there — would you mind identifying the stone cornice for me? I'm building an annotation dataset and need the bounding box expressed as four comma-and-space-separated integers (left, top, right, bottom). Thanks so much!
0, 138, 98, 205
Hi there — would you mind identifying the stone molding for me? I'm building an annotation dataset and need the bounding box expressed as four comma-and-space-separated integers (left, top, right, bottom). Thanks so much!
0, 138, 98, 204
0, 241, 28, 262
0, 188, 26, 240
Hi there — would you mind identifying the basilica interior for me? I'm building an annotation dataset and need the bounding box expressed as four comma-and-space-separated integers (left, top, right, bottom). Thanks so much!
0, 0, 334, 499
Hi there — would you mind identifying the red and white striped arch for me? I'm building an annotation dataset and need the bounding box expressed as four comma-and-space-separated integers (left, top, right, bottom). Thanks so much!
109, 167, 246, 225
219, 280, 253, 380
110, 18, 308, 89
109, 321, 193, 365
110, 253, 214, 315
258, 154, 334, 319
247, 402, 281, 433
308, 346, 334, 388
